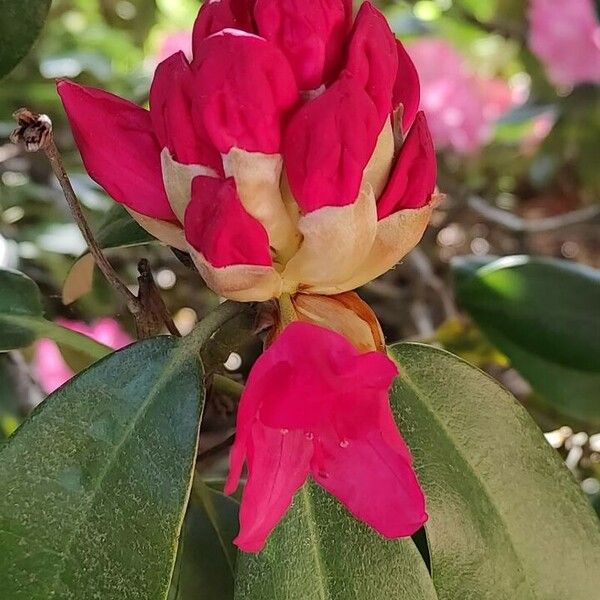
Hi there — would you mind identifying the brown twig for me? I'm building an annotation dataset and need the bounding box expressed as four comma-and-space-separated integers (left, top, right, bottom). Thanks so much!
10, 108, 178, 339
136, 258, 180, 337
468, 196, 600, 233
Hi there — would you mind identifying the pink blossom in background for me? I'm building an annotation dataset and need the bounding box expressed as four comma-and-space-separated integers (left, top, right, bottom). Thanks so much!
407, 39, 516, 154
156, 31, 192, 63
528, 0, 600, 87
34, 318, 131, 394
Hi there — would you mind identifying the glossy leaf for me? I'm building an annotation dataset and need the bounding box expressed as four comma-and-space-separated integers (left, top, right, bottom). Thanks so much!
452, 255, 600, 422
389, 342, 600, 599
0, 0, 51, 78
169, 482, 238, 600
0, 268, 109, 365
63, 204, 156, 304
235, 482, 437, 600
0, 336, 204, 599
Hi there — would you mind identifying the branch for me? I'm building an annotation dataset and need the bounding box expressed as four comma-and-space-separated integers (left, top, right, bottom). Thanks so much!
10, 108, 179, 339
468, 196, 600, 233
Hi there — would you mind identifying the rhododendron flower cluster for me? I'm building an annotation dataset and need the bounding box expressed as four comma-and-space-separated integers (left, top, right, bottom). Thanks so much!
528, 0, 600, 87
407, 39, 515, 154
34, 319, 131, 394
58, 0, 439, 552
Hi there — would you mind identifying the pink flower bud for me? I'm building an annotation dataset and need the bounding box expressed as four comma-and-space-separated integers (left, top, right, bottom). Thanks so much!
59, 0, 441, 302
254, 0, 352, 90
57, 81, 175, 221
192, 29, 298, 154
184, 176, 271, 268
192, 0, 257, 55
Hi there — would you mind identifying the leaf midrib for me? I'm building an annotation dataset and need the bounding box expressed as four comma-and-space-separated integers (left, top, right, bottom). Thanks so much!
47, 341, 194, 597
300, 485, 331, 600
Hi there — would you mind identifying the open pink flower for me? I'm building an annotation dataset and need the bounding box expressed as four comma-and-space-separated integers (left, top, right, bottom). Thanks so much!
528, 0, 600, 87
407, 39, 515, 154
34, 318, 131, 394
225, 321, 426, 552
58, 0, 439, 302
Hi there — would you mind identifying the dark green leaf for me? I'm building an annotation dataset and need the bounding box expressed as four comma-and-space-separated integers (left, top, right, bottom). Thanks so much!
0, 0, 51, 78
0, 336, 204, 599
0, 268, 109, 364
0, 267, 44, 349
94, 204, 156, 250
169, 482, 238, 600
452, 255, 600, 422
235, 482, 437, 600
389, 343, 600, 599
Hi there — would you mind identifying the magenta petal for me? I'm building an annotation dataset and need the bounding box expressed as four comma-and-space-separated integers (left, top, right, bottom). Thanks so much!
254, 0, 352, 90
192, 30, 298, 154
57, 80, 175, 221
376, 111, 436, 219
149, 52, 221, 171
234, 425, 313, 552
393, 39, 421, 132
283, 76, 380, 212
343, 2, 398, 123
184, 176, 272, 267
192, 0, 257, 56
313, 428, 427, 538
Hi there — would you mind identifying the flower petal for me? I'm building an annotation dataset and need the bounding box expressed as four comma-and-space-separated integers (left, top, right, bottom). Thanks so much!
184, 176, 272, 268
293, 292, 385, 353
57, 80, 175, 221
393, 40, 421, 132
150, 51, 222, 171
233, 425, 313, 552
254, 0, 352, 89
256, 322, 397, 432
283, 76, 381, 212
187, 249, 282, 301
281, 185, 377, 292
376, 111, 436, 220
193, 29, 298, 154
343, 2, 398, 123
309, 198, 439, 295
313, 428, 427, 538
160, 148, 217, 223
222, 149, 301, 264
192, 0, 256, 55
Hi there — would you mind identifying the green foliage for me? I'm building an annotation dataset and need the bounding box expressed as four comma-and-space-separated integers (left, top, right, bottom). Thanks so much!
452, 256, 600, 423
0, 0, 51, 79
0, 267, 109, 365
0, 336, 204, 599
389, 343, 600, 599
169, 482, 239, 600
236, 482, 436, 599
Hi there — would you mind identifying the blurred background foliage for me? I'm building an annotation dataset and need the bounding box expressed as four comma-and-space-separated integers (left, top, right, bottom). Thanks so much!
0, 0, 599, 513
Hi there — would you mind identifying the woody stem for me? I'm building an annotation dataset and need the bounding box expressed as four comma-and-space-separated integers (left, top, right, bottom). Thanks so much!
43, 136, 140, 311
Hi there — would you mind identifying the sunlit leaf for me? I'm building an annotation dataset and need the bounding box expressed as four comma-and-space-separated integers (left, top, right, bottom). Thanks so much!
389, 343, 600, 598
452, 255, 600, 422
